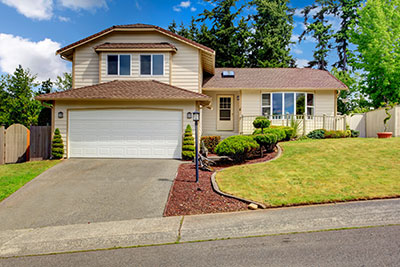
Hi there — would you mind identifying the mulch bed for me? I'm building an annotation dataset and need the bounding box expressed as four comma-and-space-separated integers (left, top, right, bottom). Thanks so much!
164, 149, 278, 217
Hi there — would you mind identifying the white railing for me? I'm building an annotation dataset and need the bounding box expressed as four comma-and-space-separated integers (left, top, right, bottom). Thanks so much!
240, 114, 348, 135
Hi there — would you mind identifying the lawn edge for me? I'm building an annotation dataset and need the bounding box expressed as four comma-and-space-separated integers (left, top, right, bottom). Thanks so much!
211, 144, 283, 209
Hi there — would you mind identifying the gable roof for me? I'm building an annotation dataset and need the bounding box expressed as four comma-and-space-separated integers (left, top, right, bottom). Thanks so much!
93, 42, 177, 52
203, 68, 348, 90
36, 80, 211, 103
57, 24, 214, 55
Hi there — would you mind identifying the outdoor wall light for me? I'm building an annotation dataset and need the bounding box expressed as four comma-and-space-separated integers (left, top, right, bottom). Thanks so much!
187, 112, 193, 119
58, 112, 64, 119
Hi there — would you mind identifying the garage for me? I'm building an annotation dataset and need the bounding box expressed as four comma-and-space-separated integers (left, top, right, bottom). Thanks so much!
68, 109, 182, 159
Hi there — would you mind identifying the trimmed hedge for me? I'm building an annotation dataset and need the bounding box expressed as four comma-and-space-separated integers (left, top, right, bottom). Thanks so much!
215, 135, 259, 163
200, 136, 220, 153
253, 127, 286, 142
324, 130, 347, 138
307, 129, 326, 139
252, 116, 271, 133
307, 129, 359, 139
182, 125, 195, 160
51, 128, 64, 159
252, 133, 277, 152
271, 126, 294, 141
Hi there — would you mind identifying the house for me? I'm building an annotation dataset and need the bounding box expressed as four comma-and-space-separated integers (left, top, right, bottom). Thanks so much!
36, 24, 347, 159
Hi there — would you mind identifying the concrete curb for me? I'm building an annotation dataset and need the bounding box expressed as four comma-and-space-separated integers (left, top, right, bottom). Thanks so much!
210, 144, 283, 209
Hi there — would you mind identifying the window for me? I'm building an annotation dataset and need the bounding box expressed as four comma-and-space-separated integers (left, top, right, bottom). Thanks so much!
107, 55, 131, 76
219, 97, 231, 121
140, 55, 164, 75
261, 92, 314, 117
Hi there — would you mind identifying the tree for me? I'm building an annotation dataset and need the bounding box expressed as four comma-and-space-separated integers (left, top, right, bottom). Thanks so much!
168, 20, 178, 33
197, 0, 247, 67
55, 72, 72, 91
51, 128, 64, 159
0, 65, 42, 128
249, 0, 295, 67
182, 125, 195, 160
300, 1, 334, 70
349, 0, 400, 107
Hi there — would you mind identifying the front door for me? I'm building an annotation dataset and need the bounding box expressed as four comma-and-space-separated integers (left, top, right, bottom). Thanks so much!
217, 95, 234, 131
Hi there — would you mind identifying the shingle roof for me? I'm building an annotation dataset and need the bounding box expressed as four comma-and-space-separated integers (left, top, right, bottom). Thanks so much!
36, 80, 211, 102
57, 24, 214, 55
93, 42, 177, 51
203, 68, 348, 90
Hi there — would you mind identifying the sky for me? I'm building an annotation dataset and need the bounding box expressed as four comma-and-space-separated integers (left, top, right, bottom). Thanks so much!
0, 0, 340, 82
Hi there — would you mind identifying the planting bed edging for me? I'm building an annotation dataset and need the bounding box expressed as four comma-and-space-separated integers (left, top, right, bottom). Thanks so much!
211, 144, 283, 209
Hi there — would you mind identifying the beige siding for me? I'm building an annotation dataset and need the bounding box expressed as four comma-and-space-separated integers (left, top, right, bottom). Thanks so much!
54, 100, 197, 157
202, 91, 240, 138
314, 90, 335, 116
74, 31, 200, 92
100, 52, 170, 84
241, 90, 262, 116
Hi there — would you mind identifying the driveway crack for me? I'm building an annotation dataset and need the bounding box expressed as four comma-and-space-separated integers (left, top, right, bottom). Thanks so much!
176, 216, 184, 243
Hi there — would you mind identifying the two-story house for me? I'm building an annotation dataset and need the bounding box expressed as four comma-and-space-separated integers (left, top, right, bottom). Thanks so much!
37, 24, 347, 159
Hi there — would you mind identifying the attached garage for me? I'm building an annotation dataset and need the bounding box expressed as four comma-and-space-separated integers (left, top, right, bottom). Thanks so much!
35, 80, 211, 159
68, 109, 182, 159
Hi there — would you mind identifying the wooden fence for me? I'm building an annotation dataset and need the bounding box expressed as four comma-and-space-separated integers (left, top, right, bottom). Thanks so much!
240, 114, 348, 135
0, 124, 52, 165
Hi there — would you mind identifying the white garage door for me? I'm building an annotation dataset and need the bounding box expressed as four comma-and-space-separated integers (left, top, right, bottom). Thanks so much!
68, 109, 182, 159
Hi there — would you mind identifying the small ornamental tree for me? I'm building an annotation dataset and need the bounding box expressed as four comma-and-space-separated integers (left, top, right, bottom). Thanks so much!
253, 116, 271, 134
182, 124, 195, 160
51, 128, 64, 159
382, 102, 396, 132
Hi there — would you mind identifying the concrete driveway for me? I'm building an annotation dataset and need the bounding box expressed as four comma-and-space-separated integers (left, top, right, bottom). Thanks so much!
0, 159, 181, 230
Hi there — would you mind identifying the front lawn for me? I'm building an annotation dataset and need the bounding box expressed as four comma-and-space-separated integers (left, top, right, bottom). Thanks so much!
0, 160, 60, 201
216, 138, 400, 207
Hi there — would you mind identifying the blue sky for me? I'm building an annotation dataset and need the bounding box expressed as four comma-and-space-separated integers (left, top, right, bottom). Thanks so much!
0, 0, 339, 81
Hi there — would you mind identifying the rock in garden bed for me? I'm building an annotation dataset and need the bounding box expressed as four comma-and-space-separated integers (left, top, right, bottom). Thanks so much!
164, 150, 278, 216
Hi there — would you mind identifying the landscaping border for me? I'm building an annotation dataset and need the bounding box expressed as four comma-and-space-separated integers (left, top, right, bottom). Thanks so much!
211, 144, 283, 209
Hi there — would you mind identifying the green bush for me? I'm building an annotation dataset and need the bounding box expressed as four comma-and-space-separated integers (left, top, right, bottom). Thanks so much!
253, 127, 286, 142
252, 116, 271, 133
324, 130, 347, 138
307, 129, 326, 139
351, 129, 360, 138
215, 135, 259, 163
200, 136, 221, 153
182, 125, 195, 160
252, 134, 277, 152
271, 126, 294, 141
51, 128, 64, 159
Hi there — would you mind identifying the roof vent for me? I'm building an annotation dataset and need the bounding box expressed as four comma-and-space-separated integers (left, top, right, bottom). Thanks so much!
221, 70, 235, 78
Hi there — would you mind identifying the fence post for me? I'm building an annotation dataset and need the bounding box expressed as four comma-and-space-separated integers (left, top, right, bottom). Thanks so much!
334, 116, 337, 131
322, 114, 326, 129
0, 126, 4, 165
343, 115, 347, 130
303, 113, 307, 136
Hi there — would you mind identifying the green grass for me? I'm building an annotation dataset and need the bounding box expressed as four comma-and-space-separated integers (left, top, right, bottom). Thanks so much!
216, 138, 400, 207
0, 160, 60, 201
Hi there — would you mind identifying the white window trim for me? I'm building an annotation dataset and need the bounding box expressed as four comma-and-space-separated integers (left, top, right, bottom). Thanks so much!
106, 54, 132, 76
261, 92, 314, 118
140, 54, 165, 76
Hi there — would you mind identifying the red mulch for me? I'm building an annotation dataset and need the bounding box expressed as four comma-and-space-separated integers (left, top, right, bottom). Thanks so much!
164, 149, 278, 216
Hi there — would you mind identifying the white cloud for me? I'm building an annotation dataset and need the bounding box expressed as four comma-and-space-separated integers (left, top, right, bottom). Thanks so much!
59, 0, 107, 10
173, 1, 192, 12
173, 6, 181, 12
296, 59, 309, 68
0, 34, 69, 81
58, 16, 69, 22
191, 7, 196, 11
292, 48, 303, 55
0, 0, 53, 20
179, 1, 191, 8
135, 0, 141, 10
291, 34, 300, 43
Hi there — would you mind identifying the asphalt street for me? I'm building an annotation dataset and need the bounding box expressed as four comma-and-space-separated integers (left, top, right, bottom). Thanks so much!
2, 225, 399, 267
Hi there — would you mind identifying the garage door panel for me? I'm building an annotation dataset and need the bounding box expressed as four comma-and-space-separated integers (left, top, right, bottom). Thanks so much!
68, 109, 182, 159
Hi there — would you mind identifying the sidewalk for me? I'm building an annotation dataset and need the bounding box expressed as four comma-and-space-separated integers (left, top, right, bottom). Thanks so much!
1, 199, 399, 258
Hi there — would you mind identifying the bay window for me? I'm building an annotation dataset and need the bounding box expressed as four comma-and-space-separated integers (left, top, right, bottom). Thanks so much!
261, 92, 314, 117
107, 54, 131, 76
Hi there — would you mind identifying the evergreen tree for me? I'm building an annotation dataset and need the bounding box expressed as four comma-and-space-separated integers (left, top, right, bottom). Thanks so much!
182, 125, 195, 160
249, 0, 295, 67
51, 128, 64, 159
55, 72, 72, 91
168, 20, 178, 33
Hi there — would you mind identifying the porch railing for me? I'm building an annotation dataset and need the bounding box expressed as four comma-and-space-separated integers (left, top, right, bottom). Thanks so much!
240, 114, 348, 135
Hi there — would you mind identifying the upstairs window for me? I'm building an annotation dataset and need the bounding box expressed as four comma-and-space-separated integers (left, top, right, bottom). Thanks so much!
140, 55, 164, 76
107, 55, 131, 76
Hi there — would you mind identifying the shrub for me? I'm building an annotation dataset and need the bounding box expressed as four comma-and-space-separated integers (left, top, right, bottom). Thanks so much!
271, 126, 295, 141
215, 135, 259, 163
345, 130, 352, 138
307, 129, 326, 139
351, 129, 360, 138
324, 130, 347, 138
182, 125, 195, 160
252, 116, 271, 133
200, 136, 221, 153
253, 127, 286, 142
252, 134, 277, 152
51, 128, 64, 159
